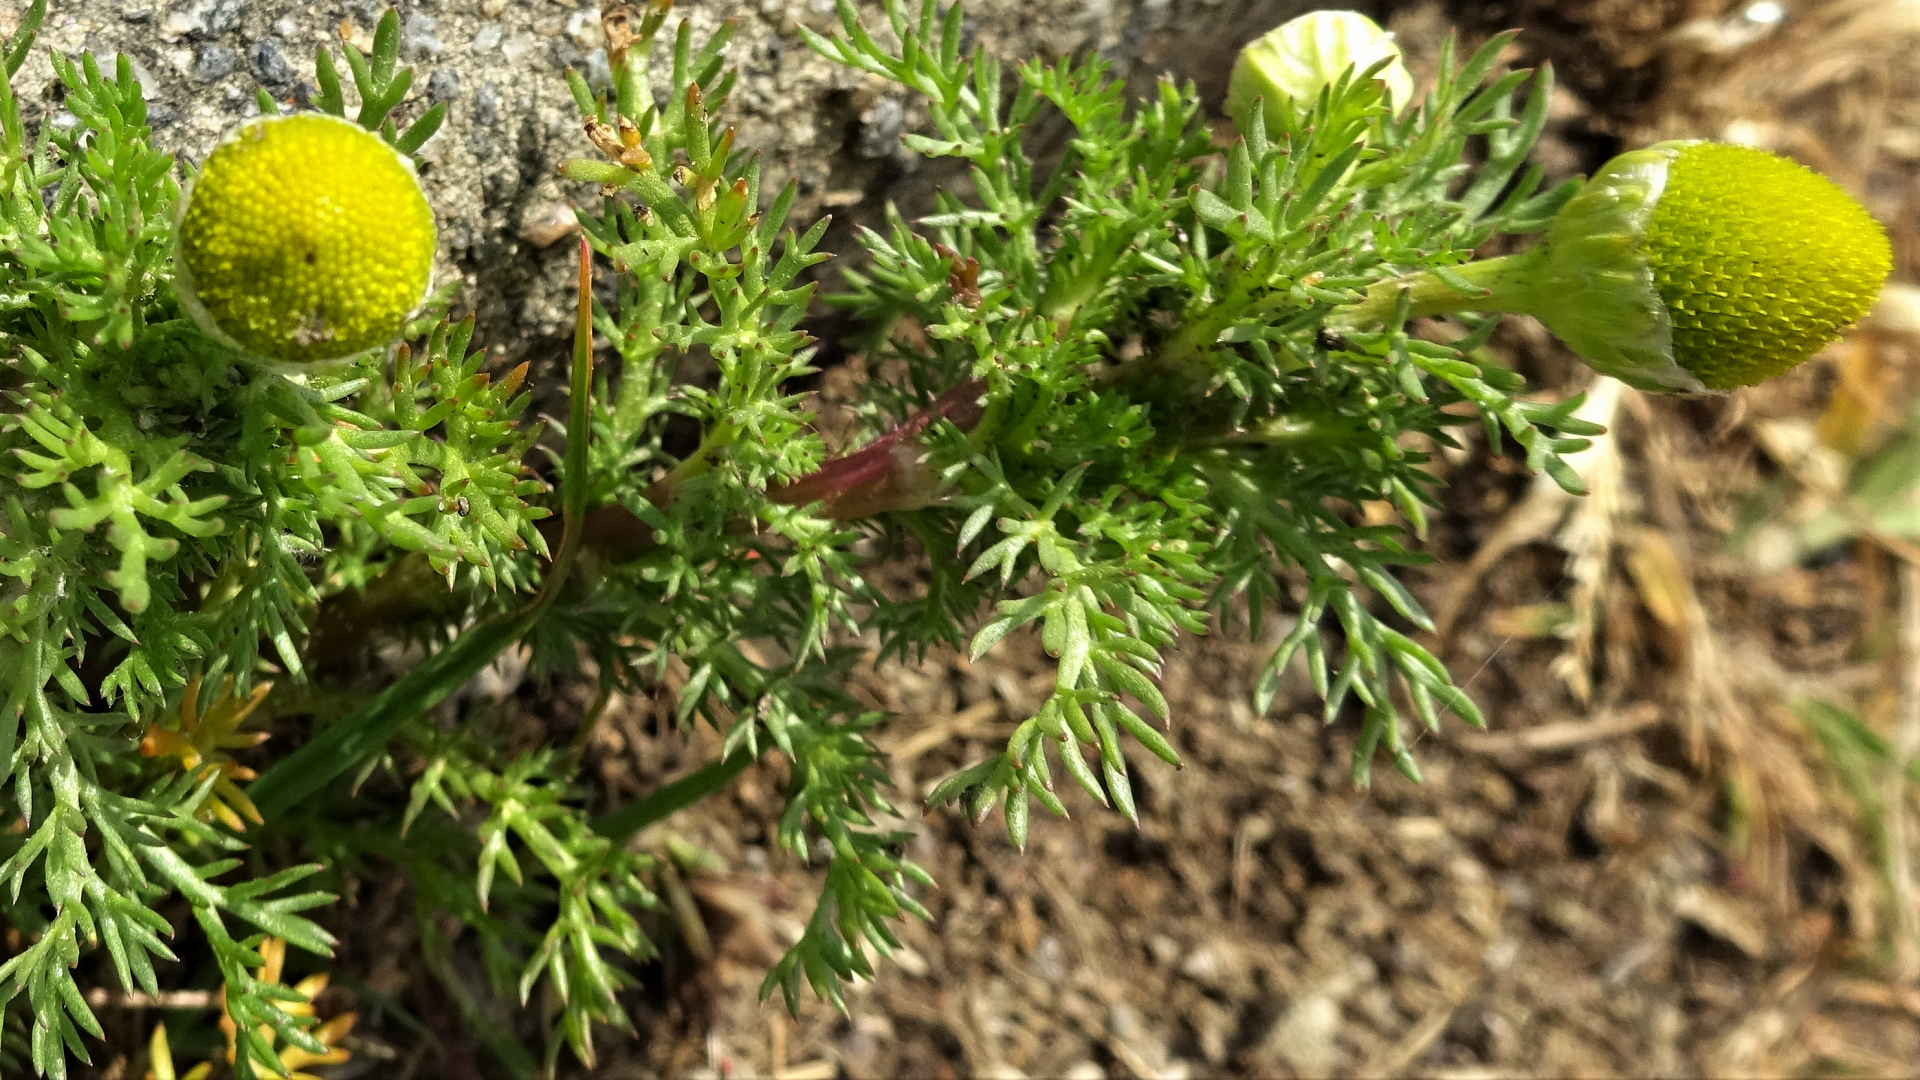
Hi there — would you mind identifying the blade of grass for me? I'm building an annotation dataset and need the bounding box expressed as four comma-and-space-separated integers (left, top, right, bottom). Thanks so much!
248, 613, 536, 819
591, 746, 756, 842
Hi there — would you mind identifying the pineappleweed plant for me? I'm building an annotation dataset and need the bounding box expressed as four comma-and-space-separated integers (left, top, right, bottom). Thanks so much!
0, 0, 1889, 1074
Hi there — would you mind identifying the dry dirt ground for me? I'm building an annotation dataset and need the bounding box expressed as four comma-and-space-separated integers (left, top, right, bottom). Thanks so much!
560, 3, 1920, 1078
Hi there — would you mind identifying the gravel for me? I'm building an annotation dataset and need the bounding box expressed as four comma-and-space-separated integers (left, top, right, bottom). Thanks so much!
246, 35, 294, 87
189, 43, 234, 82
426, 66, 460, 104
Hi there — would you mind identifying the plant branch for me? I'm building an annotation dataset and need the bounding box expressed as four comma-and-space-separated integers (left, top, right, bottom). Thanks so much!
250, 242, 599, 821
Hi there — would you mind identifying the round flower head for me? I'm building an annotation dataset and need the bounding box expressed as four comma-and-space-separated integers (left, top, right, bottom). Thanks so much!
1228, 11, 1415, 129
1641, 142, 1892, 389
1342, 140, 1892, 392
1515, 140, 1890, 391
176, 113, 436, 365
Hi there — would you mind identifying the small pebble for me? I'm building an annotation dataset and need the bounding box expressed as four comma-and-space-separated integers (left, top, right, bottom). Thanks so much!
474, 83, 500, 126
500, 33, 538, 65
160, 12, 195, 40
565, 9, 602, 48
550, 40, 587, 73
1108, 1000, 1141, 1039
1033, 934, 1066, 980
248, 36, 293, 87
1179, 946, 1221, 986
210, 0, 245, 35
518, 203, 578, 247
402, 13, 443, 58
1484, 936, 1521, 973
582, 47, 613, 91
427, 68, 460, 104
1500, 874, 1535, 907
854, 97, 903, 159
892, 945, 930, 978
191, 44, 235, 82
1265, 995, 1340, 1075
470, 26, 503, 55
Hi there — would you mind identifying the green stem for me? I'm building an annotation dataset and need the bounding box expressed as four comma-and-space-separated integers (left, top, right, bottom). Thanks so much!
1159, 287, 1253, 374
1331, 249, 1546, 329
643, 421, 735, 504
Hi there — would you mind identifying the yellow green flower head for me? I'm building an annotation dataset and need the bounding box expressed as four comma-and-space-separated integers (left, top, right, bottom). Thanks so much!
176, 113, 436, 364
1643, 141, 1891, 389
1385, 140, 1895, 393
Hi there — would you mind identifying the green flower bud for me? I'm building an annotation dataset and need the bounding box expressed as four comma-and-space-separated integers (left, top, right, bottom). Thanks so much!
176, 114, 436, 365
1341, 141, 1892, 392
1228, 11, 1415, 127
1639, 141, 1891, 389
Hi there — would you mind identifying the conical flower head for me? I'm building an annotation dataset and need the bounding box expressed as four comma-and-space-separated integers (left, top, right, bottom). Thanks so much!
1446, 140, 1895, 392
176, 114, 436, 364
1643, 141, 1891, 389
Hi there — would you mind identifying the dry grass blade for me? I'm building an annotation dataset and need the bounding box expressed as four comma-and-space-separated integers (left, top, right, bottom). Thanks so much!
881, 700, 1006, 763
1436, 377, 1628, 707
1629, 429, 1828, 910
1889, 558, 1920, 979
1454, 702, 1662, 755
1359, 1000, 1461, 1077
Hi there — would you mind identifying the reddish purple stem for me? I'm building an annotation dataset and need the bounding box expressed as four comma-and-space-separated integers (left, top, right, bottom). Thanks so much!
767, 376, 988, 518
570, 377, 988, 560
